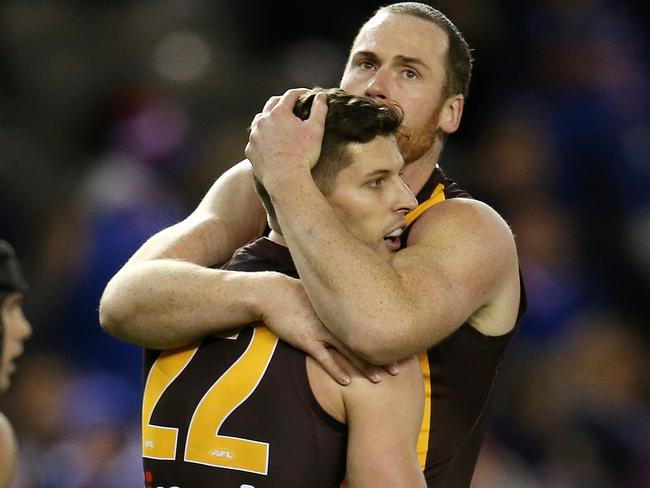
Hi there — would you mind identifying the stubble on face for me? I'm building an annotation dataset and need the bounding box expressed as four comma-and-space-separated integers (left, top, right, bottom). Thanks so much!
395, 98, 444, 164
343, 13, 452, 166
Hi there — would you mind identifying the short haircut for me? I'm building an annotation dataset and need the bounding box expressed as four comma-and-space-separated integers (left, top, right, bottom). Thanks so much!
254, 88, 403, 233
0, 240, 27, 300
373, 2, 473, 98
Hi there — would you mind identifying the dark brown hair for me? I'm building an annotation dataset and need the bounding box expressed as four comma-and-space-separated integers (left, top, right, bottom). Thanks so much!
254, 87, 403, 232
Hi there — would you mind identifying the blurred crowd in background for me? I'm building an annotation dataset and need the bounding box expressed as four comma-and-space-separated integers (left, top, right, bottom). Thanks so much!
0, 0, 648, 486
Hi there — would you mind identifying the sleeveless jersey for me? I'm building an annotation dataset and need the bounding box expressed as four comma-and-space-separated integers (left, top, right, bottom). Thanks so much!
142, 238, 346, 488
406, 165, 526, 487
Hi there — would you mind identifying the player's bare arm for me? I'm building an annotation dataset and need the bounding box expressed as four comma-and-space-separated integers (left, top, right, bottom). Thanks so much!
100, 158, 385, 384
274, 174, 519, 364
247, 90, 521, 365
343, 355, 426, 487
99, 160, 270, 348
307, 353, 426, 487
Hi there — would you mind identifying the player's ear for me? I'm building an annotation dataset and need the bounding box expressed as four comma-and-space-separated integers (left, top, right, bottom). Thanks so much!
438, 94, 464, 135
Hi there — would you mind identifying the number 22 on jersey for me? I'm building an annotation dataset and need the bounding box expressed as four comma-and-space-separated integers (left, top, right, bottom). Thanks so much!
142, 327, 279, 474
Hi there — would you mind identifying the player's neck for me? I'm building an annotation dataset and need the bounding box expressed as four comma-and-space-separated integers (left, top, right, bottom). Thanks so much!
401, 157, 438, 196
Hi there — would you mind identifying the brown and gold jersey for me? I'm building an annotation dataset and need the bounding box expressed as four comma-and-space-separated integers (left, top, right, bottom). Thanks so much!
142, 238, 346, 488
407, 165, 526, 487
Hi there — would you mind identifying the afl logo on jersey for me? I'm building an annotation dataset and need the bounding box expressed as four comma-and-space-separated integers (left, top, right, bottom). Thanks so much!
211, 449, 234, 459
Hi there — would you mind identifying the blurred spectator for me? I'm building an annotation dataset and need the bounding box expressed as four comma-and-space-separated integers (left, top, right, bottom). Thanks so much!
485, 309, 649, 487
4, 355, 142, 487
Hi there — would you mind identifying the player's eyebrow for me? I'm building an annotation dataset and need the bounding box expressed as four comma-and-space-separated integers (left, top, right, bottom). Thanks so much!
363, 169, 394, 180
351, 51, 431, 73
394, 55, 431, 72
350, 51, 380, 63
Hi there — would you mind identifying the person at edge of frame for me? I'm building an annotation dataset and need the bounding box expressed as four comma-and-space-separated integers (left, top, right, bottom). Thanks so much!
0, 240, 32, 488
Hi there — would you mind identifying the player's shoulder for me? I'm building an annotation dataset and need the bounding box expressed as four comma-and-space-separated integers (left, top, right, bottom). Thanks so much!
409, 197, 515, 249
309, 354, 423, 422
205, 159, 254, 194
194, 158, 266, 231
417, 196, 509, 228
228, 158, 254, 176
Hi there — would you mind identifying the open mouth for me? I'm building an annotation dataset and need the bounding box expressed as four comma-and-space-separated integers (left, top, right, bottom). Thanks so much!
383, 227, 404, 251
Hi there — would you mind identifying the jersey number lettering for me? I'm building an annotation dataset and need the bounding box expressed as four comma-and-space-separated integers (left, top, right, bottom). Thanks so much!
142, 327, 279, 474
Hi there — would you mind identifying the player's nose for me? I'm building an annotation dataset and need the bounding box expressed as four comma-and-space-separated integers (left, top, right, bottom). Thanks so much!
365, 68, 392, 103
393, 178, 417, 213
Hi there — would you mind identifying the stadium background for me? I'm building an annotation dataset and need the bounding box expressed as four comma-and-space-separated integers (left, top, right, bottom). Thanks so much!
0, 0, 648, 486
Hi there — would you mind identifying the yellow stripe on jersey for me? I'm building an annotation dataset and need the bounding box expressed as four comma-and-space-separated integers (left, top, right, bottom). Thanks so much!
406, 181, 447, 471
405, 183, 446, 227
340, 353, 432, 483
417, 351, 432, 470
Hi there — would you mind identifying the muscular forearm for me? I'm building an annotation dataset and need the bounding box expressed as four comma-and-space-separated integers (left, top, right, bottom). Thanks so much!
270, 170, 417, 363
100, 160, 273, 349
245, 90, 419, 362
100, 259, 276, 349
